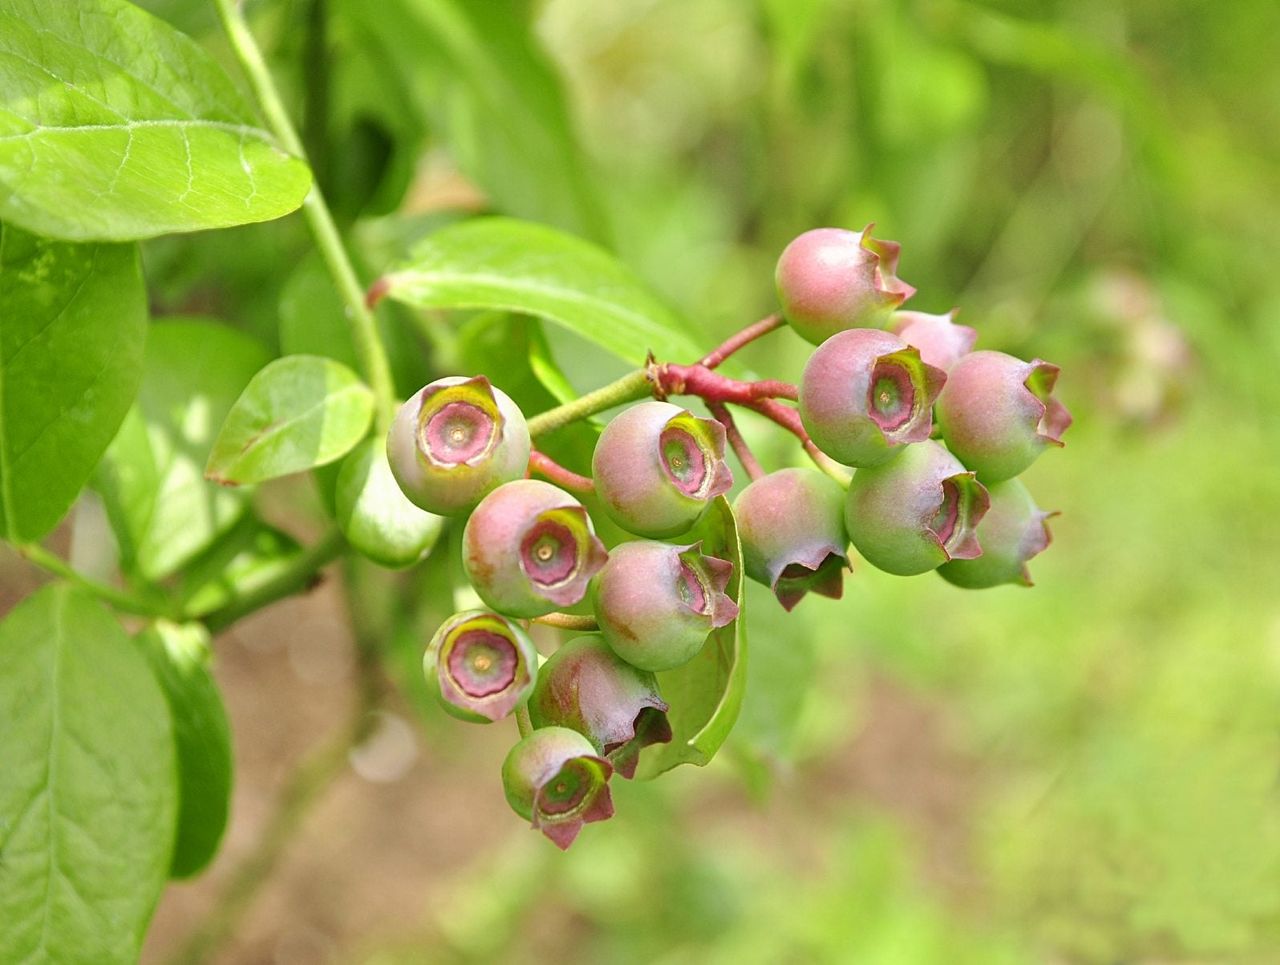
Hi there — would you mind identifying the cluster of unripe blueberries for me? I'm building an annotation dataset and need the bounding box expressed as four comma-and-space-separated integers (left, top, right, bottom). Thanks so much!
385, 225, 1070, 849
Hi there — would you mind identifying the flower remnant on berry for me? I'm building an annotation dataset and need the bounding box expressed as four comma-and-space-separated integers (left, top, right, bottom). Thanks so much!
424, 610, 538, 723
503, 726, 615, 849
388, 375, 530, 515
528, 635, 673, 779
463, 480, 608, 618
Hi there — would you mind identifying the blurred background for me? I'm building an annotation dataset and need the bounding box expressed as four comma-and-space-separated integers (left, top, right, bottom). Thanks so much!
5, 0, 1279, 961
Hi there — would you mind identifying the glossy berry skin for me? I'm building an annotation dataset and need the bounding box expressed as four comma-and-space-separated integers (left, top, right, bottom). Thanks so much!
845, 440, 990, 576
939, 479, 1056, 588
732, 468, 850, 611
888, 310, 977, 372
935, 351, 1072, 483
775, 225, 916, 344
593, 401, 733, 539
528, 635, 672, 779
387, 375, 531, 516
424, 610, 538, 723
592, 541, 738, 671
502, 726, 614, 850
799, 328, 946, 467
463, 480, 608, 618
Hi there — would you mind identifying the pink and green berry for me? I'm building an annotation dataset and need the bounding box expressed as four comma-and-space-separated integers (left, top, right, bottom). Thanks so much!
733, 467, 850, 610
775, 225, 916, 344
387, 375, 530, 515
593, 401, 733, 539
845, 440, 990, 576
462, 479, 608, 618
502, 726, 615, 850
799, 328, 946, 468
592, 540, 738, 671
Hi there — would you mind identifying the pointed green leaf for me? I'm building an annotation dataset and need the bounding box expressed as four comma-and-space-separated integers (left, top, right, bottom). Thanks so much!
0, 0, 311, 241
96, 319, 270, 581
136, 621, 232, 879
205, 355, 374, 485
0, 223, 147, 542
0, 585, 176, 963
638, 495, 748, 777
382, 217, 702, 365
335, 438, 444, 569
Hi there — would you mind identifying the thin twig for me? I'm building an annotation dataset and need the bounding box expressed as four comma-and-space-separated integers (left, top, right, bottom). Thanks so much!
212, 0, 396, 429
699, 313, 786, 369
527, 368, 654, 438
707, 402, 764, 481
746, 399, 852, 485
169, 559, 387, 965
527, 451, 594, 493
202, 529, 346, 633
15, 543, 171, 618
531, 612, 599, 631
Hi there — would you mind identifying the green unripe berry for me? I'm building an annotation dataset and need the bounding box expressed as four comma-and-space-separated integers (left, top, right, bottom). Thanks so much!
593, 401, 733, 539
502, 727, 614, 850
845, 441, 990, 576
938, 479, 1056, 588
528, 635, 672, 779
462, 480, 608, 618
799, 328, 945, 467
935, 351, 1072, 482
887, 309, 977, 372
775, 226, 915, 344
732, 468, 850, 610
424, 610, 538, 723
592, 540, 738, 671
387, 375, 530, 516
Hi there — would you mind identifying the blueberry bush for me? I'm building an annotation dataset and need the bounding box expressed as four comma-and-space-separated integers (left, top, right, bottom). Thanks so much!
2, 0, 1278, 962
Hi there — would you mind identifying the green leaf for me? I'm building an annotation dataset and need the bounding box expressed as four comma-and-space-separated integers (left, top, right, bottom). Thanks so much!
383, 217, 702, 365
0, 0, 311, 241
136, 621, 232, 879
638, 496, 748, 777
175, 518, 303, 618
336, 0, 606, 240
335, 438, 444, 569
527, 321, 579, 406
205, 355, 374, 485
0, 223, 147, 542
96, 319, 270, 581
0, 585, 176, 963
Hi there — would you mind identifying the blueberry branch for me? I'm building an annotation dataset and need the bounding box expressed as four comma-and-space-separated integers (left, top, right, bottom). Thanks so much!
532, 612, 599, 631
527, 450, 595, 493
201, 528, 346, 634
15, 543, 173, 619
746, 399, 852, 486
698, 313, 785, 369
213, 0, 396, 430
707, 401, 765, 482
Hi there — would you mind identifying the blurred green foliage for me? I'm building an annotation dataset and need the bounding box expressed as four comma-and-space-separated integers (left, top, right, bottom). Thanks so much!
139, 0, 1280, 960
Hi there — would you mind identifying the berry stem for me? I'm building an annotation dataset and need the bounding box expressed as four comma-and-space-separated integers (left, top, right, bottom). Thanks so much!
213, 0, 396, 431
532, 613, 599, 631
699, 313, 786, 369
16, 543, 173, 619
202, 528, 347, 633
707, 402, 764, 481
527, 368, 654, 439
746, 399, 852, 485
515, 704, 533, 738
654, 363, 797, 404
527, 451, 595, 493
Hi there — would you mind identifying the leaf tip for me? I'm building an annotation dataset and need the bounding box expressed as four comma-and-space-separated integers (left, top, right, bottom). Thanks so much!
366, 275, 393, 309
